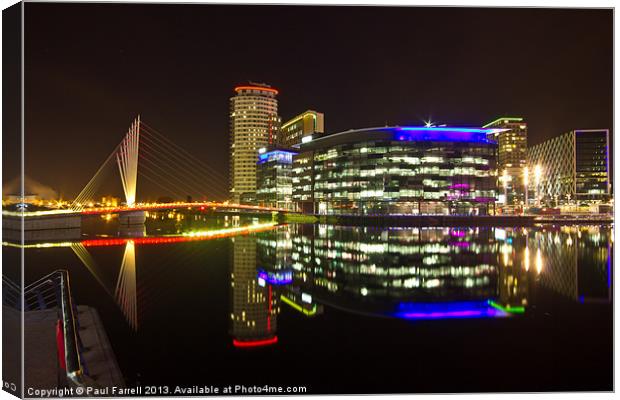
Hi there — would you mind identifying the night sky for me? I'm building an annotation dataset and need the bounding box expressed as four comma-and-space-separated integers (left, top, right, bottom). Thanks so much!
15, 3, 613, 200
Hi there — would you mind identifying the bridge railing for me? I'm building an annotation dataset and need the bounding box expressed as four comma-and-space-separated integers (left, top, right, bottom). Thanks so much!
3, 270, 89, 388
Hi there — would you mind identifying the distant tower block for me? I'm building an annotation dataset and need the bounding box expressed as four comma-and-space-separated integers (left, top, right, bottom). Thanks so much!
229, 83, 280, 204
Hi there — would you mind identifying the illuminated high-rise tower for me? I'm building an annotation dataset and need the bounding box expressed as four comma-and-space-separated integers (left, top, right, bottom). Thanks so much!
229, 83, 280, 204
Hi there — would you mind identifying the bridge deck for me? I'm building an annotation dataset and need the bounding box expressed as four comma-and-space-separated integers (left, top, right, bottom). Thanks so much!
4, 202, 294, 218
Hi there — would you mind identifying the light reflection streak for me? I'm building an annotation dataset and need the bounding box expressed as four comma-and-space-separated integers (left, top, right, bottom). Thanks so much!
115, 241, 138, 330
2, 222, 278, 249
536, 248, 543, 274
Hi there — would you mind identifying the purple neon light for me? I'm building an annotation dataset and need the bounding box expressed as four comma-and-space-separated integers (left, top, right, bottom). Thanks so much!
397, 309, 501, 319
474, 197, 496, 203
449, 183, 470, 190
450, 229, 467, 237
399, 127, 496, 134
607, 243, 612, 288
393, 127, 496, 144
395, 300, 509, 320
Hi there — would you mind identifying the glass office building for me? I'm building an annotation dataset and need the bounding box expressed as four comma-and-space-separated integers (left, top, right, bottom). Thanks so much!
483, 117, 528, 207
256, 147, 298, 210
279, 110, 324, 147
292, 126, 501, 215
527, 129, 610, 204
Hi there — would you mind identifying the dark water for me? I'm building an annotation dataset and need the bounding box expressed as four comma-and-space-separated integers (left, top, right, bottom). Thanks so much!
5, 211, 613, 393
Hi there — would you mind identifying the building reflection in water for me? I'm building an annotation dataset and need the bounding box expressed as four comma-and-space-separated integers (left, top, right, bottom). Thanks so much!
230, 235, 279, 348
290, 225, 520, 319
526, 225, 613, 304
257, 228, 324, 318
230, 223, 612, 343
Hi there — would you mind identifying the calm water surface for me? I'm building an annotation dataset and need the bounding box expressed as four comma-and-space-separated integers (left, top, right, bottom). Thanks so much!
6, 211, 613, 393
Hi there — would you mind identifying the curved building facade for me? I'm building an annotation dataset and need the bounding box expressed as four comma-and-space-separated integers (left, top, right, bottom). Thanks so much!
292, 126, 500, 215
229, 83, 280, 203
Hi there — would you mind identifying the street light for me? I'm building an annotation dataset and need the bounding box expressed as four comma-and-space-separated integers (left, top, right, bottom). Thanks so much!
534, 165, 542, 207
523, 167, 529, 209
502, 169, 509, 205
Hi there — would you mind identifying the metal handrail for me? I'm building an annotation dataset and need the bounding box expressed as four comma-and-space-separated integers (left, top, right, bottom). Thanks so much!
2, 275, 21, 291
24, 275, 55, 291
57, 270, 86, 387
3, 270, 87, 387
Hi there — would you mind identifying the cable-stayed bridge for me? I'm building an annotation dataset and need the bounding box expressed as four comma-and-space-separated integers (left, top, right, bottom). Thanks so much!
11, 116, 290, 221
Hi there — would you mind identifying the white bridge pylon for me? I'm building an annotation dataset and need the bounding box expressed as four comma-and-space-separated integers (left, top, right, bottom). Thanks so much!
70, 113, 230, 212
70, 116, 142, 211
116, 116, 140, 207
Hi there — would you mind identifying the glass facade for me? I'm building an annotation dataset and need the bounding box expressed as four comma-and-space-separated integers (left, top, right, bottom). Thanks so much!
256, 148, 297, 210
292, 127, 499, 215
528, 129, 610, 205
575, 130, 610, 200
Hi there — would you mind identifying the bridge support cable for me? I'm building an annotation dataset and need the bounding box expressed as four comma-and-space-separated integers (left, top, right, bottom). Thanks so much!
138, 135, 229, 195
71, 116, 140, 211
140, 124, 228, 183
116, 116, 140, 207
70, 115, 230, 210
138, 141, 216, 197
140, 122, 227, 183
137, 170, 188, 201
71, 242, 139, 331
70, 243, 114, 298
138, 129, 229, 198
138, 131, 229, 199
136, 157, 208, 200
137, 140, 228, 200
71, 149, 118, 211
115, 241, 138, 330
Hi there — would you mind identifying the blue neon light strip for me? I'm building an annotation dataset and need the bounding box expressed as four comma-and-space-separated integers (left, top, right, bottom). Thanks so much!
394, 127, 495, 144
257, 269, 293, 285
394, 300, 509, 320
258, 150, 296, 165
399, 127, 495, 134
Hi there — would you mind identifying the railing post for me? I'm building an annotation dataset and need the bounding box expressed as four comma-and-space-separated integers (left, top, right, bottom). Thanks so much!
58, 270, 85, 386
